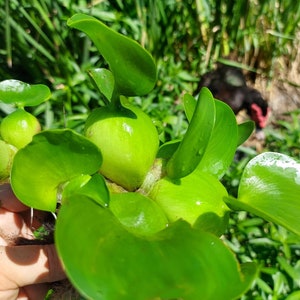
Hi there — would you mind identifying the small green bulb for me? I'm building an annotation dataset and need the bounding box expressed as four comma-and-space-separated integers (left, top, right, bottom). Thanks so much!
0, 140, 17, 182
0, 109, 41, 149
84, 103, 159, 191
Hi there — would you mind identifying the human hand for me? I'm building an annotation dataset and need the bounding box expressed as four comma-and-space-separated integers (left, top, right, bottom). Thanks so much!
0, 183, 66, 300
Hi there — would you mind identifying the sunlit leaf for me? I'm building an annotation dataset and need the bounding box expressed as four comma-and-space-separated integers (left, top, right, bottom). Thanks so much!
67, 14, 157, 96
286, 291, 300, 300
110, 192, 168, 236
0, 140, 16, 182
195, 100, 238, 178
166, 88, 215, 179
10, 129, 102, 211
226, 152, 300, 236
156, 139, 180, 159
0, 79, 51, 107
62, 173, 109, 207
56, 196, 257, 300
183, 92, 196, 122
87, 68, 115, 103
149, 170, 230, 236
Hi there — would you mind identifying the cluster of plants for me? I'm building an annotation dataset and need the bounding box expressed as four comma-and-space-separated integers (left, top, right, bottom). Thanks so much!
1, 11, 300, 299
1, 1, 300, 299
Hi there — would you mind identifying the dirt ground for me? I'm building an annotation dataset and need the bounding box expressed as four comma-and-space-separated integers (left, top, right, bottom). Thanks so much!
234, 42, 300, 152
253, 48, 300, 123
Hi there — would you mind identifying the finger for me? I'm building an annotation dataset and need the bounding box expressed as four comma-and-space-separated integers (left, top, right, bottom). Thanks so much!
0, 283, 50, 300
0, 244, 66, 291
19, 283, 51, 300
0, 208, 34, 246
0, 184, 28, 212
0, 206, 53, 246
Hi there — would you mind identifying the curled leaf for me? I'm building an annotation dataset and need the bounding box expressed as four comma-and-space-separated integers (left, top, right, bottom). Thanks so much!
68, 14, 157, 96
166, 88, 215, 179
195, 100, 238, 178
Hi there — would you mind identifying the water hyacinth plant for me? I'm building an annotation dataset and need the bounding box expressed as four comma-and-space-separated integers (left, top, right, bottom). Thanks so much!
0, 13, 300, 300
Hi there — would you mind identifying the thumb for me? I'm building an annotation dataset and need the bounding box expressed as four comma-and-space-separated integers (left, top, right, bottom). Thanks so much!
0, 244, 66, 290
0, 183, 28, 212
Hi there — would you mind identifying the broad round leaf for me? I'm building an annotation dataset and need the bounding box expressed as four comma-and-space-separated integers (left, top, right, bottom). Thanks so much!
67, 14, 157, 96
149, 170, 230, 235
110, 192, 168, 236
195, 100, 238, 178
55, 196, 257, 300
229, 152, 300, 236
0, 79, 51, 107
11, 129, 102, 211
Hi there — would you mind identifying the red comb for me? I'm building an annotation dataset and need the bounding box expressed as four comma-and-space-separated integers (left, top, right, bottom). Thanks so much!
251, 103, 269, 128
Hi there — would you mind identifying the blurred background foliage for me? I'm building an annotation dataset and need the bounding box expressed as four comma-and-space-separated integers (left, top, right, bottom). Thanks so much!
1, 0, 300, 299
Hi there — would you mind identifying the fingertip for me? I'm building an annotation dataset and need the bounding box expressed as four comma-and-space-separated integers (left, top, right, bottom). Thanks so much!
0, 183, 28, 212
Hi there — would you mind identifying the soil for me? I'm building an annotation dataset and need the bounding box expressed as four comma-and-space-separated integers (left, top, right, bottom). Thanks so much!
252, 47, 300, 124
236, 45, 300, 152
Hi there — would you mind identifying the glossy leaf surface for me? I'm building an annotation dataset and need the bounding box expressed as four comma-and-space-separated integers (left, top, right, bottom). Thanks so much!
62, 173, 109, 207
166, 88, 215, 179
11, 129, 102, 211
156, 139, 180, 159
67, 14, 157, 96
55, 195, 257, 300
195, 100, 238, 178
183, 92, 196, 122
0, 79, 51, 107
149, 170, 230, 236
0, 140, 16, 182
84, 103, 159, 191
88, 68, 115, 103
228, 152, 300, 236
237, 121, 255, 146
110, 192, 168, 236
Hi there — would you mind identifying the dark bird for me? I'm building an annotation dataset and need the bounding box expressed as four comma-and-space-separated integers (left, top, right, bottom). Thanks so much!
194, 64, 269, 137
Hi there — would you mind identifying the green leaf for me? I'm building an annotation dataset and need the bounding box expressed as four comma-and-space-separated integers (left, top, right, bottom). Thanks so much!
10, 129, 102, 212
67, 13, 157, 97
183, 92, 196, 122
286, 291, 300, 300
237, 121, 255, 146
156, 139, 180, 159
227, 152, 300, 236
87, 68, 115, 104
149, 170, 230, 236
55, 196, 257, 300
166, 88, 215, 179
0, 79, 51, 107
62, 173, 109, 208
277, 256, 300, 281
110, 192, 168, 236
195, 100, 238, 178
